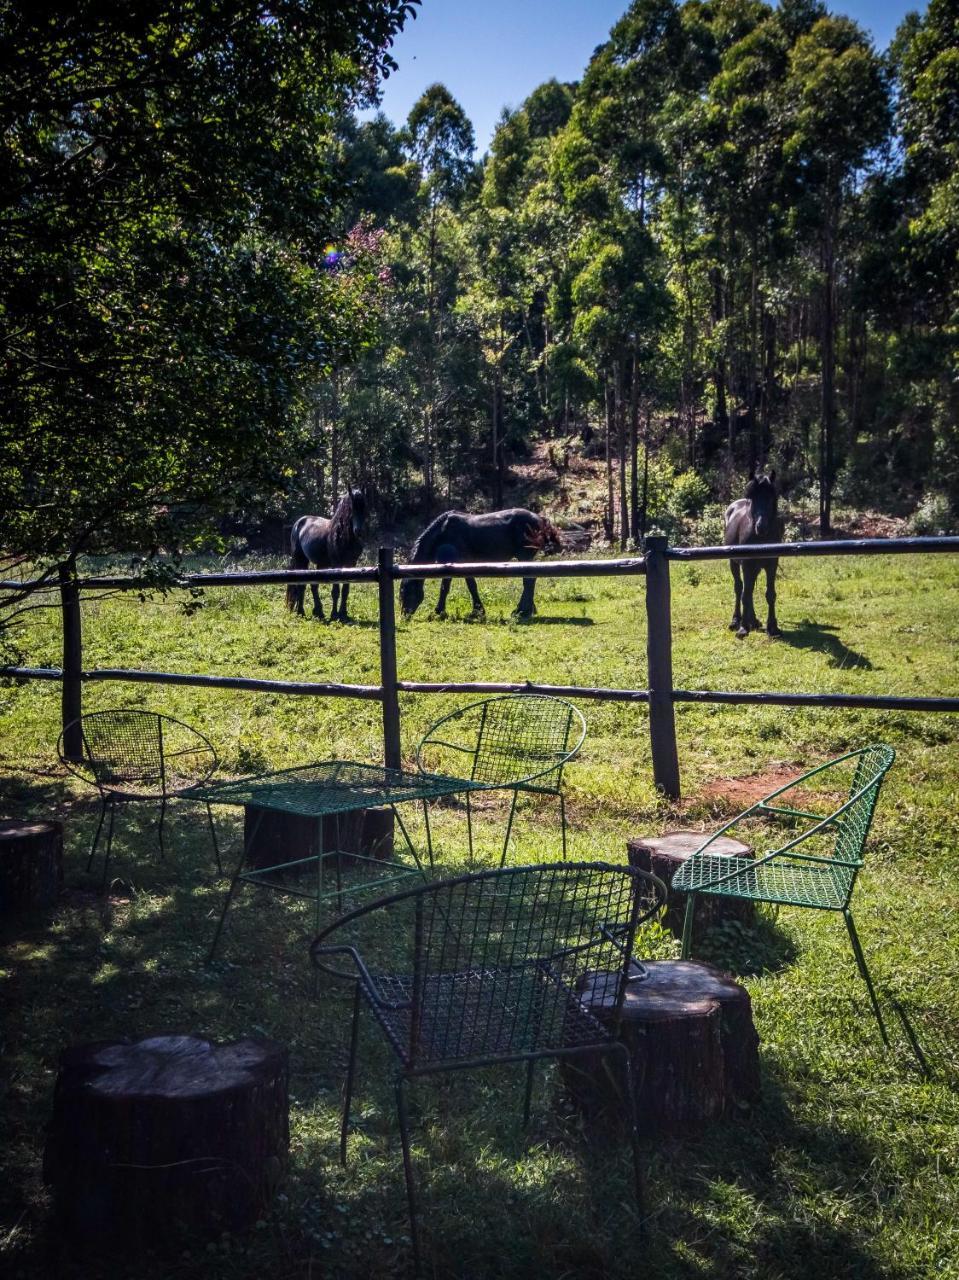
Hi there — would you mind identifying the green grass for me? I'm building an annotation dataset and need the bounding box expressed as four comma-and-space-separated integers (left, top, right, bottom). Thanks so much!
2, 550, 959, 1278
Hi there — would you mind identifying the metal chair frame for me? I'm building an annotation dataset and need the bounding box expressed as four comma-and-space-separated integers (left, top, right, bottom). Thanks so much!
311, 861, 667, 1277
414, 694, 587, 866
58, 709, 222, 885
673, 744, 895, 1043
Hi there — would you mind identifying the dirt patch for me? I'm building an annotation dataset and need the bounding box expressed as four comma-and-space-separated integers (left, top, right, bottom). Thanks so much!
699, 764, 805, 811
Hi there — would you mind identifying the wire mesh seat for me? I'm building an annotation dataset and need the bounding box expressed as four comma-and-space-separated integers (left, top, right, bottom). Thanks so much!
414, 694, 587, 865
672, 744, 895, 1041
58, 709, 221, 885
311, 861, 667, 1276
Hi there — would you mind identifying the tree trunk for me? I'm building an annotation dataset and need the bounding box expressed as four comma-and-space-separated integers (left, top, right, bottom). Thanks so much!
604, 376, 614, 542
820, 204, 837, 536
616, 359, 628, 549
630, 355, 640, 544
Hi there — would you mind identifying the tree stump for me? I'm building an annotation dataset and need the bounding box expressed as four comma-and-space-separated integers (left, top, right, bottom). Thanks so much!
0, 819, 63, 913
627, 830, 755, 941
245, 805, 394, 876
565, 960, 760, 1136
44, 1034, 289, 1254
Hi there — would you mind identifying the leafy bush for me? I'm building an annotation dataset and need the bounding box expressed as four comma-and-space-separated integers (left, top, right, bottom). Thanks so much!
668, 469, 711, 518
908, 492, 957, 535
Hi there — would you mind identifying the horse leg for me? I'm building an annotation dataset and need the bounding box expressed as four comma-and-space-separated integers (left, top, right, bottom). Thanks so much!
514, 577, 536, 618
339, 582, 351, 621
331, 583, 340, 621
765, 561, 781, 636
311, 582, 324, 620
434, 578, 451, 618
730, 561, 743, 632
741, 563, 761, 634
466, 577, 484, 616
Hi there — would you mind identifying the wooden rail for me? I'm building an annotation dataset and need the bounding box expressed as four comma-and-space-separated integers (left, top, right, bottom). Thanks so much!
2, 535, 958, 800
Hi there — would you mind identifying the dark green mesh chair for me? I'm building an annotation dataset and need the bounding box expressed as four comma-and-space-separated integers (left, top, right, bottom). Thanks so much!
415, 694, 586, 865
311, 861, 667, 1276
672, 744, 895, 1042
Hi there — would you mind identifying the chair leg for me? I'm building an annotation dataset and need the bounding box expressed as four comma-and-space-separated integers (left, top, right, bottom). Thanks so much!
465, 792, 474, 866
614, 1044, 645, 1226
157, 796, 167, 861
523, 1059, 536, 1126
100, 799, 117, 890
395, 1076, 423, 1278
206, 858, 245, 962
421, 800, 434, 870
205, 802, 223, 875
681, 893, 696, 958
843, 909, 889, 1046
558, 791, 567, 861
500, 791, 519, 868
340, 984, 362, 1165
87, 796, 108, 873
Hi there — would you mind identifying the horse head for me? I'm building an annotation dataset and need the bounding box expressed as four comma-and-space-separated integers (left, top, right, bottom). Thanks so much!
348, 488, 366, 540
745, 470, 778, 540
525, 517, 565, 555
399, 575, 424, 618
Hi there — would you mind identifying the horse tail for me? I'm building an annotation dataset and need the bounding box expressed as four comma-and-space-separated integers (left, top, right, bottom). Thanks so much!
286, 522, 309, 611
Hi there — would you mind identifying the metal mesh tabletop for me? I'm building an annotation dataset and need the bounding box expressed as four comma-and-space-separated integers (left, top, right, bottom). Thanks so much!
193, 761, 484, 818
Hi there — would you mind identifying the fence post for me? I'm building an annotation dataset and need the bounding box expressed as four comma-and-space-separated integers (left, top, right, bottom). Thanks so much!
58, 560, 83, 761
377, 546, 402, 770
643, 536, 680, 798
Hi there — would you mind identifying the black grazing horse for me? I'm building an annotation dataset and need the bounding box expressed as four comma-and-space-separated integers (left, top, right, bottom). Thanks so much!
285, 489, 366, 621
725, 471, 781, 638
400, 508, 563, 619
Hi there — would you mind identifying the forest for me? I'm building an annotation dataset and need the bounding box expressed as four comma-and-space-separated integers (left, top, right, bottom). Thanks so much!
1, 0, 957, 578
311, 0, 959, 542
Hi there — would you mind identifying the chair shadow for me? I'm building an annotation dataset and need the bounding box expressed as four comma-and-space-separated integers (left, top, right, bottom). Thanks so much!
777, 620, 874, 670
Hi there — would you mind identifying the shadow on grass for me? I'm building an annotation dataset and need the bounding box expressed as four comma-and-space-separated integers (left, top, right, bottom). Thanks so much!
777, 620, 874, 671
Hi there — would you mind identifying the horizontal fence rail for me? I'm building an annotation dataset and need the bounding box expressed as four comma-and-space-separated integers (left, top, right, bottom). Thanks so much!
2, 535, 958, 797
668, 535, 959, 561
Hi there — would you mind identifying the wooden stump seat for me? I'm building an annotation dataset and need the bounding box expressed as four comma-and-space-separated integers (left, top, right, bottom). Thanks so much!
0, 819, 63, 914
245, 804, 394, 874
565, 959, 760, 1135
44, 1034, 289, 1255
627, 829, 755, 941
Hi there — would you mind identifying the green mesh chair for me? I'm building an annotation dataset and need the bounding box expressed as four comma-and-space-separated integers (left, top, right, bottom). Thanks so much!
672, 744, 895, 1043
311, 861, 667, 1276
415, 694, 586, 866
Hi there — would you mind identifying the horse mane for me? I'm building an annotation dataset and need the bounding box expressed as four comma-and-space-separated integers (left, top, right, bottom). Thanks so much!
408, 510, 453, 563
327, 490, 361, 562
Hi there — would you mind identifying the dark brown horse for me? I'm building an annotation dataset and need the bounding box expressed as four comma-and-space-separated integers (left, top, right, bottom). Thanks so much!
725, 471, 781, 638
399, 508, 563, 619
285, 489, 366, 621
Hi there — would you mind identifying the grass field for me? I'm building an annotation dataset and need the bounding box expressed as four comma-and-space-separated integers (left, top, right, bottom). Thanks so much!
2, 548, 958, 1279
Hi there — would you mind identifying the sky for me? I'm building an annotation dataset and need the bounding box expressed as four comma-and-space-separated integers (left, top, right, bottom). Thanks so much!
369, 0, 925, 153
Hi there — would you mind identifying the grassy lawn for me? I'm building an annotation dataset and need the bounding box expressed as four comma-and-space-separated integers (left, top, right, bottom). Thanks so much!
1, 549, 958, 1278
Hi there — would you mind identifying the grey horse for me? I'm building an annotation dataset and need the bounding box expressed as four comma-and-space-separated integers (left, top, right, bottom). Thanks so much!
400, 508, 563, 619
285, 489, 366, 621
725, 471, 781, 638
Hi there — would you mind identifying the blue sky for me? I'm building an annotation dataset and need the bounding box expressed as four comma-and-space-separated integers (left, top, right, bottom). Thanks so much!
371, 0, 925, 153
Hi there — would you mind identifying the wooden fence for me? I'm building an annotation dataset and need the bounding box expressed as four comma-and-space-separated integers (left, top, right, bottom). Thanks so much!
2, 535, 959, 798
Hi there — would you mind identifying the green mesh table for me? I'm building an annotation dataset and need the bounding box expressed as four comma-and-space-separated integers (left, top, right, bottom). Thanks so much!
199, 761, 484, 960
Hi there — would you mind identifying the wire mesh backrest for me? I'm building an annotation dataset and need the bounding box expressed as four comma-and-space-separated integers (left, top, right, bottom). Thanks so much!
832, 744, 895, 866
60, 710, 217, 799
470, 696, 580, 787
312, 863, 664, 1068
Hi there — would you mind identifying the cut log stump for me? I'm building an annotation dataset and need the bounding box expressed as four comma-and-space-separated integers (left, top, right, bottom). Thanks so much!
44, 1034, 289, 1255
565, 959, 760, 1136
0, 819, 63, 914
245, 805, 394, 876
627, 830, 755, 942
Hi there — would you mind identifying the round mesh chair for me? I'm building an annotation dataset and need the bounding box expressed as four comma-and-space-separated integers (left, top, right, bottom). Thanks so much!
311, 861, 667, 1275
672, 744, 895, 1043
415, 694, 587, 866
58, 709, 221, 885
